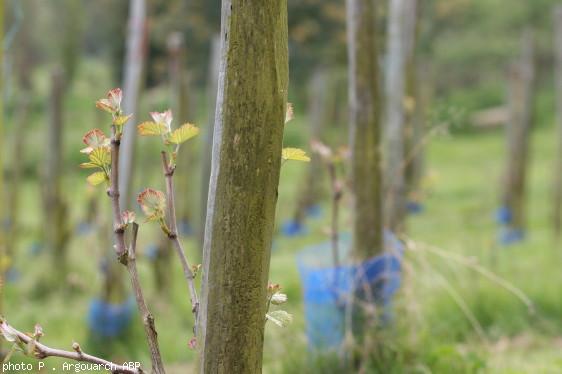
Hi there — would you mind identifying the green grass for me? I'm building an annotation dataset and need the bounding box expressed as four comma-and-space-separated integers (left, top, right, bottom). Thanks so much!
3, 62, 562, 373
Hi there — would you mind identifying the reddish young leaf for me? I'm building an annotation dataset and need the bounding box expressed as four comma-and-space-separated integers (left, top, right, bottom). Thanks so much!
137, 188, 167, 222
96, 88, 122, 114
149, 109, 173, 133
81, 129, 109, 154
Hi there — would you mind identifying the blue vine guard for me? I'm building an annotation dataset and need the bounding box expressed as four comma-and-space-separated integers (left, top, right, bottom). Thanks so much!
297, 232, 403, 351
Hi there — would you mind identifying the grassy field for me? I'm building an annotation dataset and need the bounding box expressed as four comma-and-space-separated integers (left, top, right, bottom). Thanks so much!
268, 123, 562, 373
4, 76, 562, 373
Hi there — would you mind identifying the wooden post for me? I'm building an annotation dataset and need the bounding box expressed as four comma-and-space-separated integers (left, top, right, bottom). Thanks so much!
292, 68, 329, 224
553, 7, 562, 240
43, 67, 70, 277
502, 30, 535, 234
118, 0, 147, 209
6, 8, 34, 258
199, 34, 221, 248
60, 0, 83, 87
403, 0, 423, 201
198, 1, 288, 372
384, 0, 408, 233
346, 0, 383, 260
5, 97, 28, 258
408, 61, 432, 198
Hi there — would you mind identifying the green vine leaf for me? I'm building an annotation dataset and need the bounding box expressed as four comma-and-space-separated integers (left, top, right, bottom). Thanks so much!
137, 121, 168, 136
88, 147, 111, 168
282, 148, 310, 162
113, 114, 132, 127
79, 162, 98, 169
266, 310, 293, 327
166, 123, 200, 145
87, 171, 109, 186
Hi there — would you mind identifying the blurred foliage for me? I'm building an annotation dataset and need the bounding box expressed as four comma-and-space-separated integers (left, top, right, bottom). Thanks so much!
5, 0, 562, 114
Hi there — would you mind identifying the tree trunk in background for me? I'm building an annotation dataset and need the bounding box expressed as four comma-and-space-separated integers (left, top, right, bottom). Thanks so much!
199, 34, 221, 248
5, 97, 28, 259
198, 1, 288, 372
409, 61, 432, 196
119, 0, 147, 209
385, 0, 408, 233
60, 0, 83, 87
347, 0, 383, 260
292, 68, 329, 224
43, 67, 70, 280
553, 7, 562, 241
502, 30, 535, 233
403, 0, 422, 201
333, 70, 349, 130
6, 8, 34, 259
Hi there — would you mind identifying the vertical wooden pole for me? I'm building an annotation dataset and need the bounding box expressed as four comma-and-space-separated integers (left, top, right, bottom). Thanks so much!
60, 0, 83, 87
403, 0, 423, 201
5, 97, 28, 258
347, 0, 383, 260
118, 0, 147, 209
385, 0, 408, 233
409, 61, 432, 196
43, 67, 69, 277
6, 6, 33, 258
199, 34, 221, 248
292, 68, 328, 224
553, 7, 562, 240
198, 1, 288, 372
502, 30, 535, 234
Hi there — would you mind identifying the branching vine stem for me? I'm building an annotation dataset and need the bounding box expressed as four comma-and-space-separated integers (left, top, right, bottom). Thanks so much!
160, 151, 200, 334
108, 125, 127, 265
108, 124, 165, 373
126, 223, 166, 374
0, 319, 142, 374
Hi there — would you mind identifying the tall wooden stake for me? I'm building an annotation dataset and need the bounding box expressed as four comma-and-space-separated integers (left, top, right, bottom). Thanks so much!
553, 7, 562, 241
198, 1, 288, 372
119, 0, 147, 208
502, 30, 535, 234
43, 67, 69, 279
385, 0, 408, 233
403, 0, 423, 200
5, 97, 28, 259
347, 0, 383, 260
199, 34, 221, 248
6, 7, 33, 259
292, 68, 329, 224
